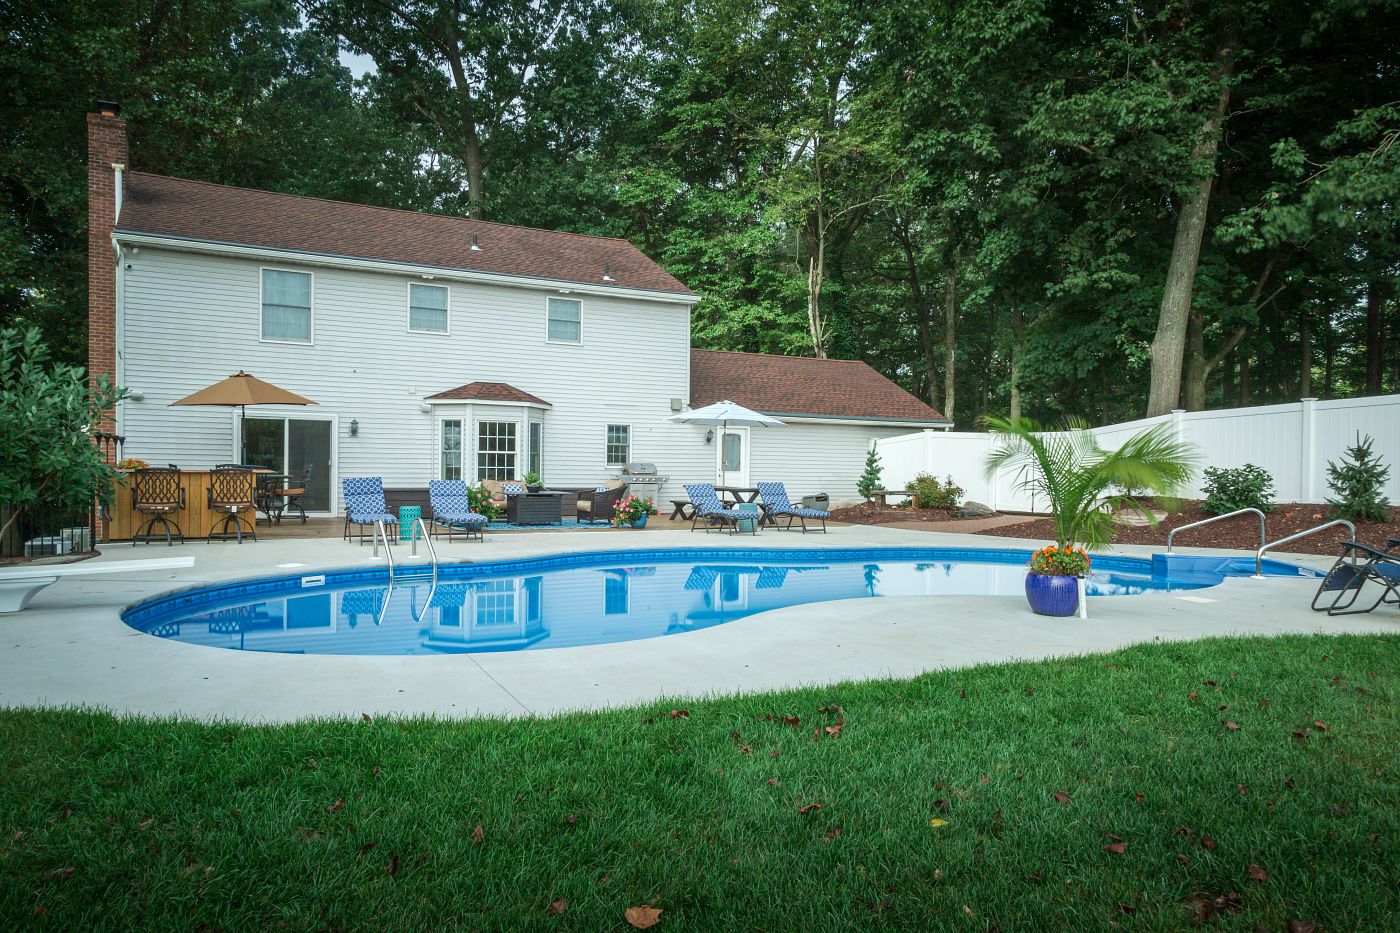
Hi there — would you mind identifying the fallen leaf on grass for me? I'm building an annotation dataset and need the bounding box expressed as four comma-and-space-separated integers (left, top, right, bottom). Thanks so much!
361, 713, 372, 722
824, 825, 842, 841
1200, 835, 1218, 851
562, 814, 578, 826
625, 905, 663, 928
668, 709, 689, 719
1288, 921, 1317, 933
738, 744, 752, 754
1247, 864, 1268, 883
414, 853, 431, 865
929, 818, 949, 828
358, 842, 377, 857
1223, 721, 1240, 731
1053, 791, 1072, 805
824, 724, 843, 738
1116, 902, 1136, 915
934, 798, 951, 812
547, 898, 568, 915
385, 854, 399, 876
779, 715, 800, 727
471, 824, 485, 844
1103, 842, 1126, 855
326, 799, 347, 814
797, 802, 823, 815
1181, 891, 1242, 922
1313, 720, 1328, 731
1175, 855, 1189, 866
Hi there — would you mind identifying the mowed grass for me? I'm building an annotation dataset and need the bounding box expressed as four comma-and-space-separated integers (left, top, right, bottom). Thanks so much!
2, 635, 1398, 932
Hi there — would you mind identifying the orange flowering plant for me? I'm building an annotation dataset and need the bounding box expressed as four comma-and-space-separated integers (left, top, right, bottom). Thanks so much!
1028, 545, 1090, 577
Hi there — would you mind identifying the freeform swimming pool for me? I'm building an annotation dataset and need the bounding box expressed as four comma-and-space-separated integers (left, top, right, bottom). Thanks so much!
122, 547, 1317, 656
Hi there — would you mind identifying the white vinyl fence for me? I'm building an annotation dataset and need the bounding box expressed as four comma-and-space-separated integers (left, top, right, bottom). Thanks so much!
875, 394, 1400, 513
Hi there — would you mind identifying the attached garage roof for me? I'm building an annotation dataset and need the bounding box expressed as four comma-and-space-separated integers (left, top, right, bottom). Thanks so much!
426, 382, 551, 406
690, 349, 947, 423
118, 172, 697, 297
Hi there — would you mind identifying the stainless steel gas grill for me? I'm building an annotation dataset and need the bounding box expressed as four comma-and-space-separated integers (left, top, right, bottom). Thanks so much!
618, 462, 668, 501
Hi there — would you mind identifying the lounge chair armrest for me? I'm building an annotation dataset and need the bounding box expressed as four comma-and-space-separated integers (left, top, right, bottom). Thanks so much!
1339, 540, 1400, 561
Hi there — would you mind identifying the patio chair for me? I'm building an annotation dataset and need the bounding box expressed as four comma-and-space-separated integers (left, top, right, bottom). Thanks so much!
756, 481, 829, 533
478, 479, 525, 514
131, 467, 185, 546
1311, 537, 1400, 616
207, 466, 257, 543
342, 476, 398, 544
273, 464, 313, 525
428, 480, 488, 542
684, 483, 752, 535
577, 480, 627, 525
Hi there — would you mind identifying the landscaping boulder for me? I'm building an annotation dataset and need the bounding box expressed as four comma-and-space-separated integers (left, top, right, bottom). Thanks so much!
954, 501, 996, 518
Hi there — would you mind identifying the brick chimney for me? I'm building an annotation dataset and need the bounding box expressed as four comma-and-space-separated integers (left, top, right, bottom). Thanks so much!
87, 100, 126, 409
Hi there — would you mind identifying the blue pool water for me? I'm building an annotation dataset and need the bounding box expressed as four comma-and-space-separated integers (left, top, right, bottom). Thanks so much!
122, 547, 1317, 656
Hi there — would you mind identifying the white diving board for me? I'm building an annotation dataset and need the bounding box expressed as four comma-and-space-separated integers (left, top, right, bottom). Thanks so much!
0, 556, 195, 613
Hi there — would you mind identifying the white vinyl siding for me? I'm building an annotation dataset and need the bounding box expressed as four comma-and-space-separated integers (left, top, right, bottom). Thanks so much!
546, 297, 581, 343
261, 268, 312, 343
408, 282, 449, 334
606, 424, 630, 467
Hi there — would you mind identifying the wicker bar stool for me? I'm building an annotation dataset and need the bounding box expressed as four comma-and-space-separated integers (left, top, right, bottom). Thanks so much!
131, 467, 185, 545
207, 467, 257, 543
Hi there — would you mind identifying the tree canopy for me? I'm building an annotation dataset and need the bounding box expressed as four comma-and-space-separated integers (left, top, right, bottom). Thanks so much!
3, 0, 1396, 425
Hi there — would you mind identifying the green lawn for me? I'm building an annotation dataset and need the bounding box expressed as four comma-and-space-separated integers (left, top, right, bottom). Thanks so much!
3, 634, 1397, 932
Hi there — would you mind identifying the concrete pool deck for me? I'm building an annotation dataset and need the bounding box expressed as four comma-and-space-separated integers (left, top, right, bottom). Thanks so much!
1, 524, 1395, 722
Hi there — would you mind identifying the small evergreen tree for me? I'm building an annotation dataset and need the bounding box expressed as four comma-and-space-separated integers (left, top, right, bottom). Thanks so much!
1325, 434, 1392, 522
856, 446, 883, 500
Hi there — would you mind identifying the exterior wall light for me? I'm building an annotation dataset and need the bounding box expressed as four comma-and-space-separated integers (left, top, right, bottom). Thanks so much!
349, 419, 359, 437
705, 429, 714, 444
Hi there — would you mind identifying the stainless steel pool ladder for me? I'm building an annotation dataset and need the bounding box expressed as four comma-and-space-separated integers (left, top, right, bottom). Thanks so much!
1254, 519, 1355, 578
1166, 507, 1267, 554
372, 518, 438, 581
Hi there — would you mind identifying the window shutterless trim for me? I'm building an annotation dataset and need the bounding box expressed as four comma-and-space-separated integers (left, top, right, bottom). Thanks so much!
258, 266, 314, 345
605, 423, 631, 468
544, 295, 583, 345
407, 280, 450, 335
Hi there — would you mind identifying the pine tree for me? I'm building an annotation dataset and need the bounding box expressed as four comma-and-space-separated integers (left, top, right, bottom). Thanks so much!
1325, 434, 1392, 523
856, 446, 883, 500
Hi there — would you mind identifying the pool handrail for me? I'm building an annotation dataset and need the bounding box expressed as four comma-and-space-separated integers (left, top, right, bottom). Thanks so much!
1166, 507, 1267, 554
372, 519, 395, 577
1254, 519, 1355, 577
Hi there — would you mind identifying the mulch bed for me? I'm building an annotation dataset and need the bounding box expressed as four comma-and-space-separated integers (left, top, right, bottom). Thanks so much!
970, 503, 1400, 556
829, 502, 987, 525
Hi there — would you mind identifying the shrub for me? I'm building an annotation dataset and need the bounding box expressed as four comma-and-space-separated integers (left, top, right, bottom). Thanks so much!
1325, 434, 1391, 523
1201, 464, 1276, 515
467, 483, 499, 520
856, 447, 883, 500
905, 473, 965, 510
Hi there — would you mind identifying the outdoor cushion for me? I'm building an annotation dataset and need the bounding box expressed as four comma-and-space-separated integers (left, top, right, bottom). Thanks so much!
757, 481, 830, 518
429, 480, 487, 527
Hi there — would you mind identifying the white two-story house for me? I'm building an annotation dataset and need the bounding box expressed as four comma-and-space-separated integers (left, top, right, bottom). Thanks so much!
86, 102, 949, 520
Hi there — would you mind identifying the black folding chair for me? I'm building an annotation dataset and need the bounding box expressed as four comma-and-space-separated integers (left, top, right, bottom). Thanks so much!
1311, 537, 1400, 616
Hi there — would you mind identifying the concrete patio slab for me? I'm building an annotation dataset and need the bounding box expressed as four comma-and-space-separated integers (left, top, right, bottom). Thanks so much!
1, 524, 1393, 722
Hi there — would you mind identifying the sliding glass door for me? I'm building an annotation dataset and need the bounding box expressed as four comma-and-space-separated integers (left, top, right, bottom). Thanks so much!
242, 416, 333, 511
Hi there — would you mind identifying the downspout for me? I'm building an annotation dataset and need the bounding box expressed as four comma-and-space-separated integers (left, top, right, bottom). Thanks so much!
111, 237, 125, 438
112, 163, 125, 222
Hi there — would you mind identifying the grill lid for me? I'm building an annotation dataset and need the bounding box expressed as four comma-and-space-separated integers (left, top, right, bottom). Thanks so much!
622, 461, 657, 475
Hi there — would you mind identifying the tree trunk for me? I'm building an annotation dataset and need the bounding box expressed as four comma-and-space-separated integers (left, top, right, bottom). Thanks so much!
1239, 353, 1251, 406
1009, 306, 1024, 421
942, 261, 958, 426
1299, 313, 1312, 398
1145, 40, 1236, 416
441, 37, 487, 219
1183, 306, 1206, 410
895, 218, 940, 409
1366, 281, 1387, 394
1323, 312, 1334, 398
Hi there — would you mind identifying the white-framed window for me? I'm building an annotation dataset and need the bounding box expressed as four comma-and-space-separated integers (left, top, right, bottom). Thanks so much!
528, 421, 543, 477
477, 420, 518, 480
604, 572, 629, 615
546, 297, 582, 344
606, 424, 630, 467
261, 268, 313, 343
408, 282, 449, 334
441, 419, 463, 480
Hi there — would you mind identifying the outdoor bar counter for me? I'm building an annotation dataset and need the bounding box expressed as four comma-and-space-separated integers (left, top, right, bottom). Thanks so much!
105, 469, 269, 542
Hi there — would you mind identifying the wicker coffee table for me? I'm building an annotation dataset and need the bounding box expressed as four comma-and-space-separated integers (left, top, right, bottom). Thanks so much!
506, 491, 565, 525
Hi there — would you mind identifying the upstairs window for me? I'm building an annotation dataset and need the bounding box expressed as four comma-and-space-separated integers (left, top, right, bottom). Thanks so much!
546, 297, 582, 343
409, 282, 449, 333
261, 269, 312, 343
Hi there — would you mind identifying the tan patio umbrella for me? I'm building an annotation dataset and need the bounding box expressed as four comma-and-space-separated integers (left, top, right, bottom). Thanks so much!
171, 371, 316, 462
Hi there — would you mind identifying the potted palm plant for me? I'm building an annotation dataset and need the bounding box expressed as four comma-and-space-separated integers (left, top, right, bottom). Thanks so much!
984, 417, 1196, 617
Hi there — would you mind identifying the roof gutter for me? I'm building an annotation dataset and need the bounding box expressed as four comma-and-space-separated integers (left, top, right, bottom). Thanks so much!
112, 231, 702, 306
754, 412, 953, 429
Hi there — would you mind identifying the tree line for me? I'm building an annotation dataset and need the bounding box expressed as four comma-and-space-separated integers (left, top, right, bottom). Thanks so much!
2, 0, 1396, 426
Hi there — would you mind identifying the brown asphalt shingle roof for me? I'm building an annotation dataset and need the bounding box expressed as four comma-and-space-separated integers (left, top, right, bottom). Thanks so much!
690, 349, 947, 423
426, 382, 551, 406
118, 173, 696, 296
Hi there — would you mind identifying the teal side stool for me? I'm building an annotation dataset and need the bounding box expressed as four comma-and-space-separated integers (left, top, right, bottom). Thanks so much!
398, 505, 421, 541
736, 502, 760, 534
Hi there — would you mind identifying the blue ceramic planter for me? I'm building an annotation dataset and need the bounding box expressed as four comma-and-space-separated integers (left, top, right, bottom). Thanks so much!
631, 513, 649, 528
1025, 572, 1079, 617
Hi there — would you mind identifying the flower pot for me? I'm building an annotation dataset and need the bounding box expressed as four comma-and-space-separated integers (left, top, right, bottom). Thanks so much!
630, 513, 649, 528
526, 484, 543, 493
1025, 572, 1079, 617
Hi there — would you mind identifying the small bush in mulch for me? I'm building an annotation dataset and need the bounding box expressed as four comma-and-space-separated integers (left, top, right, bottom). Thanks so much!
829, 500, 992, 525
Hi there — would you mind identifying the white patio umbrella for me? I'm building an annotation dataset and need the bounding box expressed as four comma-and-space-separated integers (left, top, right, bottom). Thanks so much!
666, 400, 785, 483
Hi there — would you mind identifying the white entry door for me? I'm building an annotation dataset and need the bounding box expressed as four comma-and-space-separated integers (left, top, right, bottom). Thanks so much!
718, 426, 749, 486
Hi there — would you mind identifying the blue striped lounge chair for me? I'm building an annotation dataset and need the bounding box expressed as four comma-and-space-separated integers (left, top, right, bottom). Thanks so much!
428, 480, 488, 542
684, 483, 753, 535
342, 476, 398, 544
756, 482, 829, 533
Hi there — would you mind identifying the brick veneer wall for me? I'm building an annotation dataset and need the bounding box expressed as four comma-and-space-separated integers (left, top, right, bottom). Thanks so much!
87, 108, 127, 432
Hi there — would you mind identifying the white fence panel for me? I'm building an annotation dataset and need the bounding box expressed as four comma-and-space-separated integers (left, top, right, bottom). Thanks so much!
875, 394, 1400, 511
